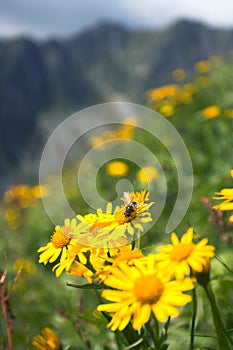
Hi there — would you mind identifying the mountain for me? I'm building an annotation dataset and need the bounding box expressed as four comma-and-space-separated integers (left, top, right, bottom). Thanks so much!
0, 19, 232, 178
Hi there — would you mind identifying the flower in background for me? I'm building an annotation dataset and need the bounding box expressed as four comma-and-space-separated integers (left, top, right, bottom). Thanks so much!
155, 227, 215, 280
202, 105, 221, 120
89, 117, 137, 147
137, 166, 159, 183
195, 60, 211, 74
182, 83, 196, 95
106, 160, 129, 177
97, 256, 195, 331
4, 207, 21, 230
32, 327, 61, 350
159, 104, 175, 117
147, 84, 180, 102
13, 258, 36, 276
3, 184, 49, 208
31, 185, 50, 199
223, 109, 233, 119
37, 218, 78, 265
213, 169, 233, 222
172, 68, 186, 81
195, 76, 210, 89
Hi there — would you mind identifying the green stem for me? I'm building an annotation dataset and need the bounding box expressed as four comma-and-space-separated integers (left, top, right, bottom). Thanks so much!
189, 287, 197, 350
145, 321, 159, 349
203, 282, 232, 350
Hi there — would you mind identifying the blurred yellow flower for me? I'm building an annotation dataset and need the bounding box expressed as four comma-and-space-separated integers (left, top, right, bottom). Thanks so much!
155, 227, 215, 280
195, 60, 211, 74
209, 55, 221, 68
4, 208, 19, 224
32, 327, 61, 350
3, 184, 49, 209
183, 83, 196, 95
202, 105, 221, 120
159, 104, 175, 117
147, 84, 180, 102
89, 117, 137, 147
172, 68, 186, 81
97, 256, 195, 331
13, 259, 36, 275
179, 92, 192, 104
106, 161, 129, 176
195, 76, 210, 89
137, 166, 159, 183
31, 185, 50, 199
223, 109, 233, 119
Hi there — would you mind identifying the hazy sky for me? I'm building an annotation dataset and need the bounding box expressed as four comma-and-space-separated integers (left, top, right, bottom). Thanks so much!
0, 0, 232, 39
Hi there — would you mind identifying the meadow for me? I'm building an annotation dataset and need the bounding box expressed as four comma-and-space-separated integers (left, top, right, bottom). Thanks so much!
0, 54, 232, 350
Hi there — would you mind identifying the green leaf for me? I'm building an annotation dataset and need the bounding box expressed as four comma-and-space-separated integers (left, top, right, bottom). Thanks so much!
66, 282, 104, 290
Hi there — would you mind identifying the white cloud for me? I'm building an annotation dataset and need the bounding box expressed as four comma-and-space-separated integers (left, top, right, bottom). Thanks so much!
0, 0, 232, 38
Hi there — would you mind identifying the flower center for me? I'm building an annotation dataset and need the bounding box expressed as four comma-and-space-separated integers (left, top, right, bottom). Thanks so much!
170, 243, 194, 262
51, 230, 70, 248
114, 207, 137, 224
134, 274, 164, 303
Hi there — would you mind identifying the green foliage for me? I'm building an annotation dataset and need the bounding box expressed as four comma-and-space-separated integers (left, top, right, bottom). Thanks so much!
0, 55, 232, 349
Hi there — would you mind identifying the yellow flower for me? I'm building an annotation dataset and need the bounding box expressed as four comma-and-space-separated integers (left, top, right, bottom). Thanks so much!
213, 189, 233, 211
147, 84, 180, 102
89, 119, 136, 147
137, 166, 159, 183
223, 109, 233, 119
172, 68, 186, 81
32, 185, 50, 199
202, 105, 221, 120
106, 161, 129, 176
195, 76, 210, 89
32, 327, 61, 350
159, 104, 175, 117
13, 259, 36, 276
52, 242, 90, 277
183, 83, 196, 95
95, 245, 144, 283
155, 228, 215, 280
212, 170, 233, 223
97, 256, 195, 331
37, 218, 78, 265
209, 55, 221, 67
75, 190, 154, 248
4, 207, 20, 229
195, 60, 211, 74
179, 91, 192, 104
68, 261, 94, 283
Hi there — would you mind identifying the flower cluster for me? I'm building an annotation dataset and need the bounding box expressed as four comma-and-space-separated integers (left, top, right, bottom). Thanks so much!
145, 55, 230, 122
89, 116, 138, 148
2, 184, 49, 230
37, 190, 216, 333
3, 184, 49, 208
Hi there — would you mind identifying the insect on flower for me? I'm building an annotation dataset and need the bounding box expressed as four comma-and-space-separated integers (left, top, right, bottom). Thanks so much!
123, 192, 139, 221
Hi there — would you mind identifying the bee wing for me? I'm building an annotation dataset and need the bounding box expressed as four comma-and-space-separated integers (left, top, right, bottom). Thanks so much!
123, 191, 131, 204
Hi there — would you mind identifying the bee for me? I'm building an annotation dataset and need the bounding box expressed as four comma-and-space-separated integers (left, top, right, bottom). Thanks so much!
123, 192, 138, 220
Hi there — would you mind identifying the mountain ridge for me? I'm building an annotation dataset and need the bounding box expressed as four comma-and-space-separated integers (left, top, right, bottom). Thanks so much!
0, 19, 232, 178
